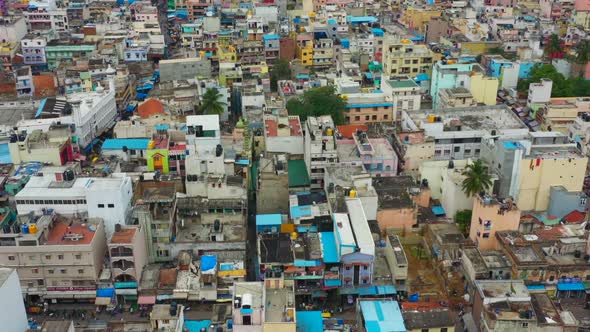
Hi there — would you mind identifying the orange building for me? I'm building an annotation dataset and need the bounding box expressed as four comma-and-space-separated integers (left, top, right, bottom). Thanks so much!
469, 195, 521, 250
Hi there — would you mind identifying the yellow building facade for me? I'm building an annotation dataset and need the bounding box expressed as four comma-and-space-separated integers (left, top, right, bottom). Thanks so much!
470, 73, 499, 106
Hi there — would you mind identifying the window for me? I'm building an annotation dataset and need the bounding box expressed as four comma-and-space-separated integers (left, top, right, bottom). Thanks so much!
365, 116, 370, 120
108, 204, 115, 208
521, 323, 528, 328
346, 266, 351, 271
60, 269, 67, 274
434, 150, 441, 156
482, 233, 490, 238
384, 115, 389, 119
98, 204, 104, 208
78, 269, 84, 274
441, 329, 448, 332
454, 146, 460, 152
48, 269, 54, 274
8, 256, 15, 261
354, 116, 360, 121
75, 254, 81, 260
444, 150, 451, 156
465, 149, 471, 155
32, 268, 39, 274
58, 255, 64, 260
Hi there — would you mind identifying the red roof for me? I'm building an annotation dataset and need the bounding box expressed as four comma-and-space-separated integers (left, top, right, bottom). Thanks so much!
562, 210, 585, 223
337, 124, 368, 139
46, 221, 96, 245
33, 75, 57, 97
137, 99, 165, 118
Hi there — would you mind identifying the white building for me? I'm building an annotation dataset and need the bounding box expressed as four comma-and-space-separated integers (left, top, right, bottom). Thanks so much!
381, 78, 422, 122
401, 105, 529, 161
24, 9, 68, 33
0, 16, 28, 43
0, 268, 28, 332
14, 167, 133, 237
263, 114, 304, 155
21, 36, 47, 66
17, 68, 117, 148
304, 116, 338, 189
527, 78, 552, 107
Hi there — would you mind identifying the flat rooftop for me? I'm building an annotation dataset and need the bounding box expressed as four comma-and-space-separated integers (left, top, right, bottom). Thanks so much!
386, 79, 420, 89
109, 227, 137, 244
175, 213, 245, 243
264, 116, 302, 137
260, 233, 293, 264
476, 280, 530, 299
373, 176, 419, 209
234, 282, 263, 309
46, 221, 97, 245
265, 286, 295, 323
407, 105, 527, 132
0, 268, 14, 288
403, 309, 454, 330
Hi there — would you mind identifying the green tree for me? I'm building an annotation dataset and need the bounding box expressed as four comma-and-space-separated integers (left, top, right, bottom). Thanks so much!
199, 88, 226, 115
545, 34, 561, 58
286, 86, 347, 124
574, 40, 590, 64
270, 58, 292, 92
455, 210, 472, 235
461, 160, 492, 197
517, 64, 573, 97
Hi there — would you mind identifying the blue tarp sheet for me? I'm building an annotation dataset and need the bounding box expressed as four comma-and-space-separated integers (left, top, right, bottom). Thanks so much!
96, 288, 115, 297
0, 144, 11, 163
320, 232, 340, 263
527, 285, 546, 290
324, 279, 342, 287
291, 205, 312, 219
557, 282, 585, 291
102, 138, 150, 150
294, 259, 322, 267
432, 206, 445, 215
35, 98, 47, 118
184, 320, 212, 332
201, 255, 217, 272
256, 214, 282, 226
296, 311, 323, 332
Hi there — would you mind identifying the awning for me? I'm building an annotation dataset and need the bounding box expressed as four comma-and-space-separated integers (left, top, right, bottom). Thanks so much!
95, 297, 112, 305
432, 206, 445, 216
138, 295, 156, 305
557, 282, 585, 291
96, 288, 115, 298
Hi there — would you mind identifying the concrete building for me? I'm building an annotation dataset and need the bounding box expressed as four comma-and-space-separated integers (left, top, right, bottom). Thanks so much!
44, 39, 95, 70
304, 116, 338, 189
343, 92, 394, 124
380, 78, 421, 123
24, 8, 68, 34
312, 38, 334, 69
438, 87, 478, 109
108, 225, 147, 292
392, 130, 435, 175
402, 105, 528, 161
337, 131, 398, 177
537, 98, 590, 134
430, 60, 498, 109
480, 132, 588, 211
159, 58, 212, 81
402, 307, 455, 332
256, 155, 290, 214
469, 194, 520, 250
263, 114, 304, 155
0, 16, 28, 43
383, 235, 408, 289
14, 168, 133, 237
9, 125, 77, 166
527, 78, 553, 107
374, 176, 430, 231
0, 268, 28, 332
150, 303, 184, 332
420, 159, 472, 218
324, 166, 379, 221
0, 214, 106, 303
17, 69, 117, 149
382, 36, 434, 78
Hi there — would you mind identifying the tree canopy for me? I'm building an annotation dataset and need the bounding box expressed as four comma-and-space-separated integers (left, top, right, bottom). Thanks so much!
461, 160, 493, 197
517, 64, 590, 98
199, 88, 226, 115
455, 209, 472, 235
286, 86, 347, 124
270, 58, 292, 92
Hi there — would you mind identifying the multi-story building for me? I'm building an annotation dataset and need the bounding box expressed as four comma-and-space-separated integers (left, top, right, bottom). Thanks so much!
382, 36, 434, 78
263, 34, 280, 66
0, 213, 107, 303
304, 116, 337, 189
527, 78, 552, 107
187, 0, 212, 21
312, 38, 334, 68
263, 114, 304, 155
537, 98, 590, 133
469, 194, 520, 250
108, 225, 147, 302
21, 35, 47, 68
133, 180, 179, 263
380, 78, 421, 123
296, 34, 313, 67
438, 87, 478, 109
17, 69, 116, 148
24, 8, 68, 33
343, 92, 394, 124
14, 166, 133, 237
337, 130, 398, 177
0, 16, 27, 43
0, 268, 28, 332
8, 125, 77, 166
430, 59, 499, 109
44, 39, 96, 70
150, 303, 185, 332
356, 299, 406, 332
15, 67, 34, 98
383, 235, 408, 289
159, 58, 212, 81
401, 105, 528, 161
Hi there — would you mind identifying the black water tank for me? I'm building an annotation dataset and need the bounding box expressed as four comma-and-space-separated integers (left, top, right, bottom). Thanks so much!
63, 169, 75, 182
215, 144, 223, 157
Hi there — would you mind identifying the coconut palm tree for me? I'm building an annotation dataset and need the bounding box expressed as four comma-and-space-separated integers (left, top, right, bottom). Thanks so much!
199, 88, 226, 115
461, 160, 493, 197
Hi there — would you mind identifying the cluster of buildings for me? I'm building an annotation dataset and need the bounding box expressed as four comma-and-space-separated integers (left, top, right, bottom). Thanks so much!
0, 0, 588, 330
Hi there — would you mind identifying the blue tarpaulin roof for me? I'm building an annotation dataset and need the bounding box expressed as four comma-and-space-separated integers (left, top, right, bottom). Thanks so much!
102, 138, 151, 150
346, 103, 393, 108
96, 288, 115, 298
235, 159, 250, 165
201, 255, 217, 272
371, 28, 384, 36
296, 311, 324, 332
324, 279, 342, 287
256, 214, 282, 226
432, 206, 445, 216
35, 98, 47, 118
291, 205, 312, 219
527, 285, 546, 290
557, 282, 585, 291
263, 34, 279, 40
125, 105, 136, 112
0, 144, 11, 163
339, 285, 397, 295
360, 300, 406, 332
184, 320, 212, 332
155, 125, 169, 130
294, 259, 322, 267
320, 232, 340, 263
415, 74, 430, 82
347, 16, 378, 24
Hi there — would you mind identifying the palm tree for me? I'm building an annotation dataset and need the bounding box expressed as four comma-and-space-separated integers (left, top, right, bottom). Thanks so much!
461, 160, 493, 197
199, 88, 226, 115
